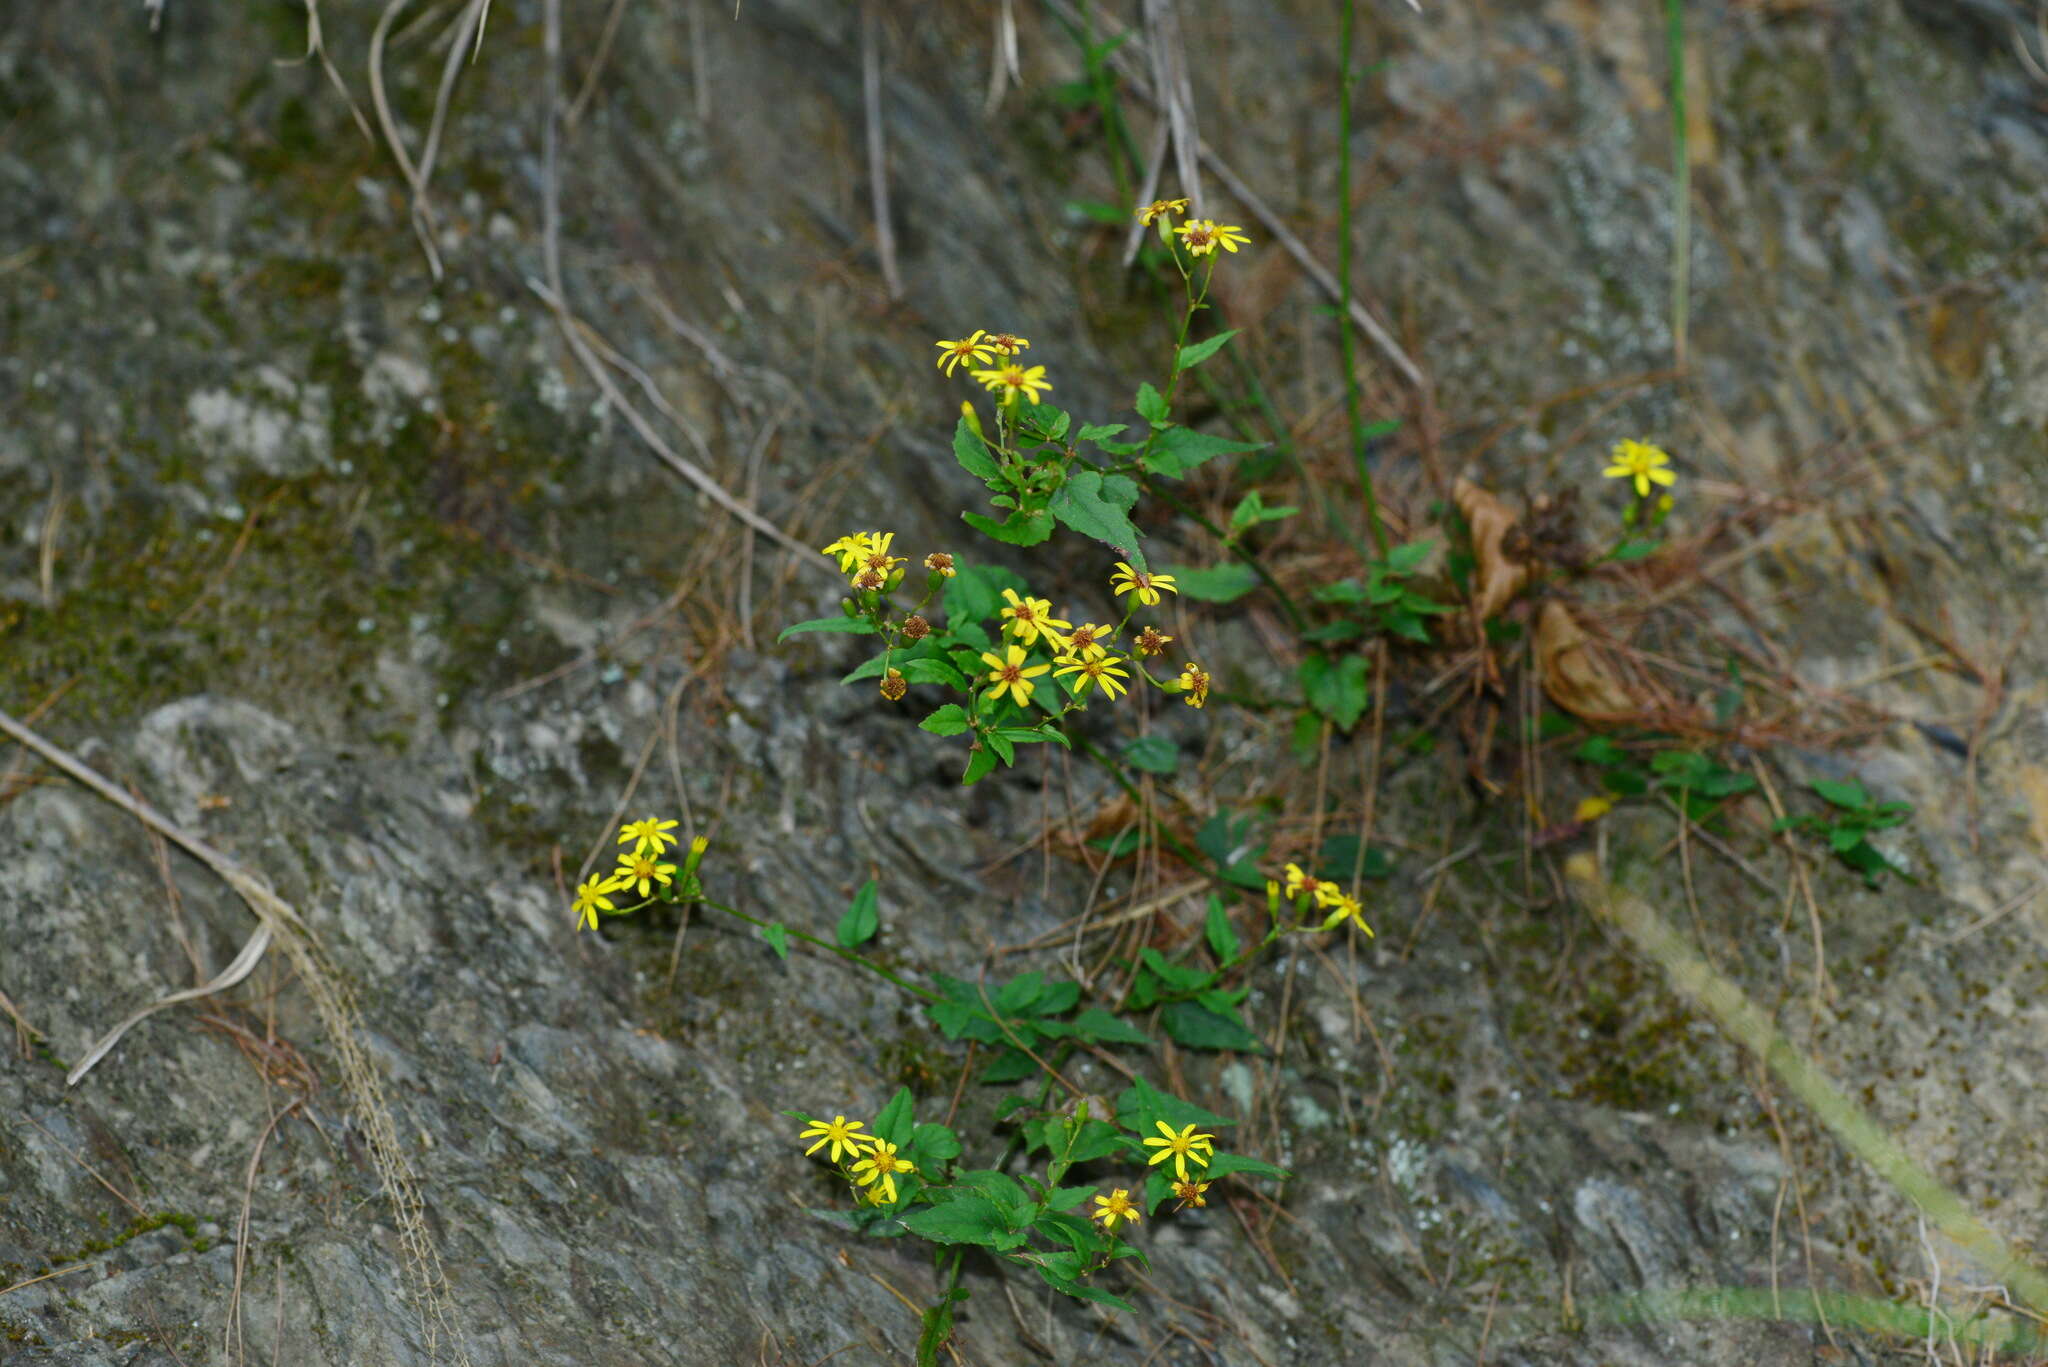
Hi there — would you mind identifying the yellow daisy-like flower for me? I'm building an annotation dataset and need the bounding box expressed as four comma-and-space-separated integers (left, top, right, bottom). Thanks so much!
1282, 862, 1339, 908
1171, 1179, 1211, 1211
820, 533, 874, 576
985, 331, 1030, 357
615, 849, 677, 899
980, 644, 1051, 709
971, 363, 1052, 407
572, 874, 623, 931
1091, 1187, 1142, 1233
1318, 892, 1376, 937
1062, 622, 1113, 662
1141, 1121, 1216, 1183
856, 531, 906, 582
619, 816, 681, 855
999, 588, 1072, 650
935, 330, 996, 377
1177, 662, 1211, 709
1574, 794, 1616, 823
798, 1114, 875, 1165
1110, 561, 1177, 608
1134, 625, 1173, 658
1602, 439, 1676, 499
1135, 197, 1190, 226
1175, 219, 1250, 256
1053, 653, 1130, 701
848, 1139, 915, 1205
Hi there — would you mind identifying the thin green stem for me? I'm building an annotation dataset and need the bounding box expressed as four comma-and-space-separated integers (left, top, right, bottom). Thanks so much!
687, 896, 942, 1004
1337, 0, 1391, 558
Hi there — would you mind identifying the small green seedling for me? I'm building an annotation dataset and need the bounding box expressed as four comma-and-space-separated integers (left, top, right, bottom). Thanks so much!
1772, 778, 1913, 887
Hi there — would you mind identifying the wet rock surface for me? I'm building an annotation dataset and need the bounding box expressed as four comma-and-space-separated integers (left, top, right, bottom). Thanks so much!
4, 0, 2047, 1363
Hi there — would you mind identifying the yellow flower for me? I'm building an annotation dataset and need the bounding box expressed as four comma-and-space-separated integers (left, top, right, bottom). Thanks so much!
1053, 653, 1130, 701
798, 1114, 875, 1165
1574, 794, 1616, 823
848, 1139, 915, 1205
1318, 892, 1375, 937
1110, 561, 1177, 608
1134, 625, 1173, 658
615, 849, 677, 898
1062, 622, 1113, 662
923, 552, 956, 578
1175, 219, 1250, 256
1177, 662, 1211, 709
572, 875, 623, 931
1141, 1121, 1215, 1183
1135, 197, 1190, 226
971, 363, 1052, 407
985, 331, 1030, 357
1282, 862, 1339, 908
1091, 1187, 1142, 1233
979, 644, 1050, 709
856, 531, 906, 582
820, 533, 874, 576
999, 588, 1071, 650
619, 816, 680, 855
1603, 439, 1676, 499
935, 330, 996, 377
1171, 1179, 1211, 1210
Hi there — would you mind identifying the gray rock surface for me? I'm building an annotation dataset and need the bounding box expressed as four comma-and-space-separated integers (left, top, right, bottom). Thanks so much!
4, 0, 2048, 1363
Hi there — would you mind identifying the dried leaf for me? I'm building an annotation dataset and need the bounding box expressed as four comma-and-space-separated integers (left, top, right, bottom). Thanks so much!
1453, 478, 1530, 622
1535, 601, 1640, 724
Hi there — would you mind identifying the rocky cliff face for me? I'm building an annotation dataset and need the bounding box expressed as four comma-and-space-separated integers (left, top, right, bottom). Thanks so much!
4, 1, 2048, 1363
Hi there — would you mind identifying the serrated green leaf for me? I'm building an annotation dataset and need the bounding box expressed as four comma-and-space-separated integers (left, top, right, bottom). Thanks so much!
778, 617, 879, 642
1811, 778, 1871, 810
1049, 470, 1144, 558
1143, 426, 1263, 477
963, 746, 998, 785
836, 879, 879, 948
1300, 652, 1370, 732
1064, 1007, 1150, 1046
901, 1196, 1017, 1248
920, 704, 971, 736
1176, 329, 1239, 369
873, 1086, 915, 1147
1078, 422, 1128, 443
1161, 1001, 1264, 1053
1121, 735, 1178, 774
1135, 382, 1169, 425
1160, 563, 1259, 603
1204, 1151, 1289, 1180
1383, 539, 1435, 574
963, 508, 1055, 546
900, 656, 968, 689
1115, 1077, 1233, 1135
941, 562, 1026, 628
1204, 893, 1240, 962
909, 1122, 963, 1163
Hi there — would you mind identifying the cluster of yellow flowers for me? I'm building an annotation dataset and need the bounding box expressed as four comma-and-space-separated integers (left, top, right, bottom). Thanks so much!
797, 1115, 918, 1205
981, 564, 1207, 712
1133, 197, 1251, 257
822, 530, 956, 594
934, 328, 1051, 407
571, 817, 706, 931
1277, 861, 1374, 936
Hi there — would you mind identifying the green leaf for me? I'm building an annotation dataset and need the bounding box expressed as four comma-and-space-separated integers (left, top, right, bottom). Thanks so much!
1229, 490, 1297, 531
836, 879, 879, 948
1078, 422, 1128, 443
909, 1122, 964, 1164
1161, 1001, 1264, 1053
1066, 199, 1128, 226
920, 704, 971, 736
962, 746, 998, 785
1135, 382, 1170, 426
1382, 539, 1435, 575
901, 657, 969, 689
953, 1169, 1029, 1213
1139, 947, 1214, 993
941, 562, 1026, 626
979, 1047, 1039, 1084
901, 1197, 1020, 1249
1176, 329, 1239, 369
874, 1086, 916, 1147
1037, 1269, 1135, 1313
1019, 404, 1071, 442
952, 415, 1001, 482
760, 922, 789, 959
1204, 893, 1240, 962
1121, 735, 1178, 774
1204, 1151, 1290, 1180
1160, 562, 1258, 603
1115, 1076, 1233, 1135
1143, 426, 1263, 477
963, 508, 1055, 546
984, 730, 1015, 766
1609, 539, 1661, 562
777, 617, 879, 642
1064, 1007, 1150, 1046
1811, 778, 1872, 811
1300, 652, 1370, 732
1049, 470, 1144, 558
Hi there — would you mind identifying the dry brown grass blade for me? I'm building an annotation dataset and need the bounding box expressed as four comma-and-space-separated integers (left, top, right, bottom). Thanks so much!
1534, 600, 1642, 725
66, 925, 273, 1087
0, 709, 472, 1366
1452, 478, 1529, 623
